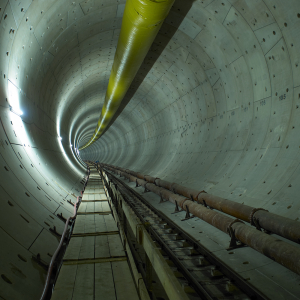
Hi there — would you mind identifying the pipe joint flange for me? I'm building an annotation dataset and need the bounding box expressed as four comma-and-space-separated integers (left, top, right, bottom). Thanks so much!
227, 219, 244, 236
170, 183, 177, 193
195, 190, 207, 201
180, 198, 190, 209
250, 208, 268, 226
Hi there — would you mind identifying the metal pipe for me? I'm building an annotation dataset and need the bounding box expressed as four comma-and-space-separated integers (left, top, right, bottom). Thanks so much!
104, 164, 300, 244
103, 165, 300, 275
79, 0, 174, 150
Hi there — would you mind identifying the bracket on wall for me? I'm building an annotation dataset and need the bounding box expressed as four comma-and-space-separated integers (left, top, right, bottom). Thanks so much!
49, 226, 62, 238
67, 199, 75, 206
159, 192, 168, 203
227, 219, 246, 251
181, 205, 195, 221
32, 253, 49, 271
57, 213, 72, 225
171, 200, 183, 214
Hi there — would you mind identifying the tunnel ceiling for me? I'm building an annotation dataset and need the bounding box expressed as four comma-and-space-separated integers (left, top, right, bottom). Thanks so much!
1, 0, 300, 299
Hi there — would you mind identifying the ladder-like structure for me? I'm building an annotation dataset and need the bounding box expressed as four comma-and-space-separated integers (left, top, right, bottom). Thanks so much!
51, 164, 139, 300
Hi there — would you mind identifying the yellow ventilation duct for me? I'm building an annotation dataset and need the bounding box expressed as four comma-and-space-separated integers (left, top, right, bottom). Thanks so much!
79, 0, 175, 150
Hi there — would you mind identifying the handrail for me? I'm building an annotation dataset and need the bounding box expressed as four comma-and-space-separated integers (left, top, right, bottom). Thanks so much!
40, 193, 82, 300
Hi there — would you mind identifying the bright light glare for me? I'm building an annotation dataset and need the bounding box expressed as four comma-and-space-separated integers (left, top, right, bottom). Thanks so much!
58, 137, 82, 176
58, 136, 62, 141
8, 81, 23, 116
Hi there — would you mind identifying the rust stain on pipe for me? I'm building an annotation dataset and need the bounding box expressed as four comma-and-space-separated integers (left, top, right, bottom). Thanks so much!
103, 164, 300, 275
105, 163, 300, 244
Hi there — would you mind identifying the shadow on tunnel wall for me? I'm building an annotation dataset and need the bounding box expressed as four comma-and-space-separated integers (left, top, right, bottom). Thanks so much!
98, 0, 196, 157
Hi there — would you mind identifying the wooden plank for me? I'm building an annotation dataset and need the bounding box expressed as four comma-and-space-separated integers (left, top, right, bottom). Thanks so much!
64, 257, 127, 265
95, 201, 110, 212
82, 194, 89, 201
81, 199, 108, 202
73, 215, 96, 234
88, 194, 95, 201
72, 264, 94, 300
64, 236, 97, 260
64, 237, 82, 260
72, 231, 119, 237
95, 262, 117, 300
78, 202, 87, 213
65, 236, 124, 260
86, 202, 94, 213
78, 236, 95, 260
95, 235, 111, 258
103, 215, 118, 232
108, 235, 125, 257
73, 215, 118, 235
51, 264, 77, 300
77, 212, 111, 215
85, 188, 104, 193
97, 194, 108, 200
112, 261, 140, 300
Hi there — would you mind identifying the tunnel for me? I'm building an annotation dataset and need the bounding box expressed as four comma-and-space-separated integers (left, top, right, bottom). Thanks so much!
0, 0, 300, 299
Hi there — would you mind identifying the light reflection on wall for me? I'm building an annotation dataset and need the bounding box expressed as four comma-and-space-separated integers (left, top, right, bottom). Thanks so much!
57, 137, 85, 176
8, 81, 23, 116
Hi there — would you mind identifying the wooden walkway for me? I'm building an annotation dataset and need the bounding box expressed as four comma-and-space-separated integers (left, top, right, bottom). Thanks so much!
51, 167, 140, 300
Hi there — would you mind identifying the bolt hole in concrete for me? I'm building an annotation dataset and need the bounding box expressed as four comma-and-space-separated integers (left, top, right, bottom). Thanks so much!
25, 192, 30, 197
4, 166, 9, 171
8, 201, 13, 206
20, 215, 29, 223
18, 255, 27, 262
1, 274, 12, 284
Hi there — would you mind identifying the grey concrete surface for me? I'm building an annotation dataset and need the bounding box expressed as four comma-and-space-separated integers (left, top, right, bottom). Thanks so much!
0, 0, 300, 299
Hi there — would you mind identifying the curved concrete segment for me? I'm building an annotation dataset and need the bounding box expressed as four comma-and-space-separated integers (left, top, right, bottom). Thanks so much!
0, 0, 300, 299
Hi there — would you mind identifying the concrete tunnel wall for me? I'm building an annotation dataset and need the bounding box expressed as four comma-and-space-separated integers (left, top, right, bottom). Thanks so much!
0, 0, 300, 299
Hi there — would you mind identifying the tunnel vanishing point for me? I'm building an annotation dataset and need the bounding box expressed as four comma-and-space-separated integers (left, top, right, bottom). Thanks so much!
1, 0, 300, 299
